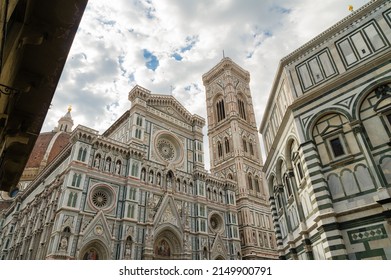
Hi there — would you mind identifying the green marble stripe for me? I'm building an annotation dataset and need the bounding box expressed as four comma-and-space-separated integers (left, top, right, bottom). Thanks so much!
324, 244, 346, 253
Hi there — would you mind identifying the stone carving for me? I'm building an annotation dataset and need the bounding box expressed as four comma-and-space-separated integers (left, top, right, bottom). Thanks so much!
59, 236, 68, 251
147, 195, 156, 222
161, 206, 177, 226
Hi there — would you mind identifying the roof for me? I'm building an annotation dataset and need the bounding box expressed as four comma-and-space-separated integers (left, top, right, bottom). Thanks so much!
25, 131, 71, 169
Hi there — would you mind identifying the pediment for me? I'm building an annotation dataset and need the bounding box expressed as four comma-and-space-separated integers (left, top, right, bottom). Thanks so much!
210, 234, 228, 260
147, 95, 193, 124
79, 211, 113, 244
154, 194, 183, 231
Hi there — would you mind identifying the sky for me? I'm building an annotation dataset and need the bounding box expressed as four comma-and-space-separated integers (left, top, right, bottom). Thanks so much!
42, 0, 370, 170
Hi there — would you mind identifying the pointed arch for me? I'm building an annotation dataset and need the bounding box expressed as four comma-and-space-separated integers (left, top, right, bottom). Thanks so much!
214, 94, 226, 123
247, 173, 253, 190
237, 92, 247, 120
224, 137, 230, 154
217, 141, 223, 158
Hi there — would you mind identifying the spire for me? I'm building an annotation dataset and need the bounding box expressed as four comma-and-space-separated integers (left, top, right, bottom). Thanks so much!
54, 106, 74, 133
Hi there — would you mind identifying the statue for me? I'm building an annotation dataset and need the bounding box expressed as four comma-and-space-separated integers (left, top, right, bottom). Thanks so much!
59, 236, 68, 251
116, 162, 121, 175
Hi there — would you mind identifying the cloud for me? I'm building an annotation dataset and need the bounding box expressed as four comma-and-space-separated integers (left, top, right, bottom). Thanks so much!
43, 0, 371, 169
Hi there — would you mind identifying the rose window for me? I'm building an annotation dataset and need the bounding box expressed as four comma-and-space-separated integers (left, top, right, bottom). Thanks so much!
157, 139, 175, 161
209, 213, 224, 233
92, 190, 108, 208
89, 186, 114, 211
210, 216, 218, 230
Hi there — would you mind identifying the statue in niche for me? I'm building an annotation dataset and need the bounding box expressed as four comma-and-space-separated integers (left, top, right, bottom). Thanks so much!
166, 175, 172, 188
105, 161, 110, 171
157, 173, 161, 185
149, 172, 153, 183
155, 239, 170, 257
115, 162, 121, 175
59, 236, 68, 251
83, 248, 98, 260
94, 156, 100, 168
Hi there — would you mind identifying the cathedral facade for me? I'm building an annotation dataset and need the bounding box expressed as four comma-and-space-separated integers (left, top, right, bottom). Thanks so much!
0, 59, 277, 260
259, 0, 391, 259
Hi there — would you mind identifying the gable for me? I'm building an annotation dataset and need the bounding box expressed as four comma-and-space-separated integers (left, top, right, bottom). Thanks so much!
147, 95, 194, 125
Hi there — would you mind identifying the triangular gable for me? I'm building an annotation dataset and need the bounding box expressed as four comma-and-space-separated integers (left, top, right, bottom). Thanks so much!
147, 95, 193, 124
210, 234, 228, 260
153, 194, 183, 231
79, 211, 113, 244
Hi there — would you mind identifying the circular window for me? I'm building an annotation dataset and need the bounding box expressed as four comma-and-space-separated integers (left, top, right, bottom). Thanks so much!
154, 132, 183, 163
89, 185, 115, 211
92, 190, 109, 208
209, 213, 224, 233
157, 139, 175, 161
210, 216, 219, 230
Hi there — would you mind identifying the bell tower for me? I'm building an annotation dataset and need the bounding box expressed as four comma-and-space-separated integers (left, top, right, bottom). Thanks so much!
203, 57, 276, 259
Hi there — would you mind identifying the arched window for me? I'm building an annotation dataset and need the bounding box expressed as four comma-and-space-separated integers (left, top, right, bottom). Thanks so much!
249, 142, 254, 155
216, 99, 226, 122
72, 173, 81, 187
312, 113, 351, 164
207, 187, 212, 200
224, 137, 230, 154
284, 174, 292, 197
67, 193, 73, 206
77, 147, 84, 161
183, 180, 187, 193
254, 176, 260, 192
127, 204, 135, 218
67, 193, 77, 207
131, 162, 139, 177
135, 128, 142, 139
176, 178, 181, 192
72, 193, 77, 207
136, 115, 143, 126
248, 173, 253, 190
217, 141, 223, 158
242, 138, 247, 153
238, 97, 247, 120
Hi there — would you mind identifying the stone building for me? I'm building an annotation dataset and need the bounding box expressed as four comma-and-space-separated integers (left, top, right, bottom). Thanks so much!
259, 0, 391, 259
203, 58, 276, 259
0, 60, 277, 260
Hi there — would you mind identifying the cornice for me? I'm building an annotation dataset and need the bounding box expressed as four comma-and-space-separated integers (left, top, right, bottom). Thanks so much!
202, 57, 250, 85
